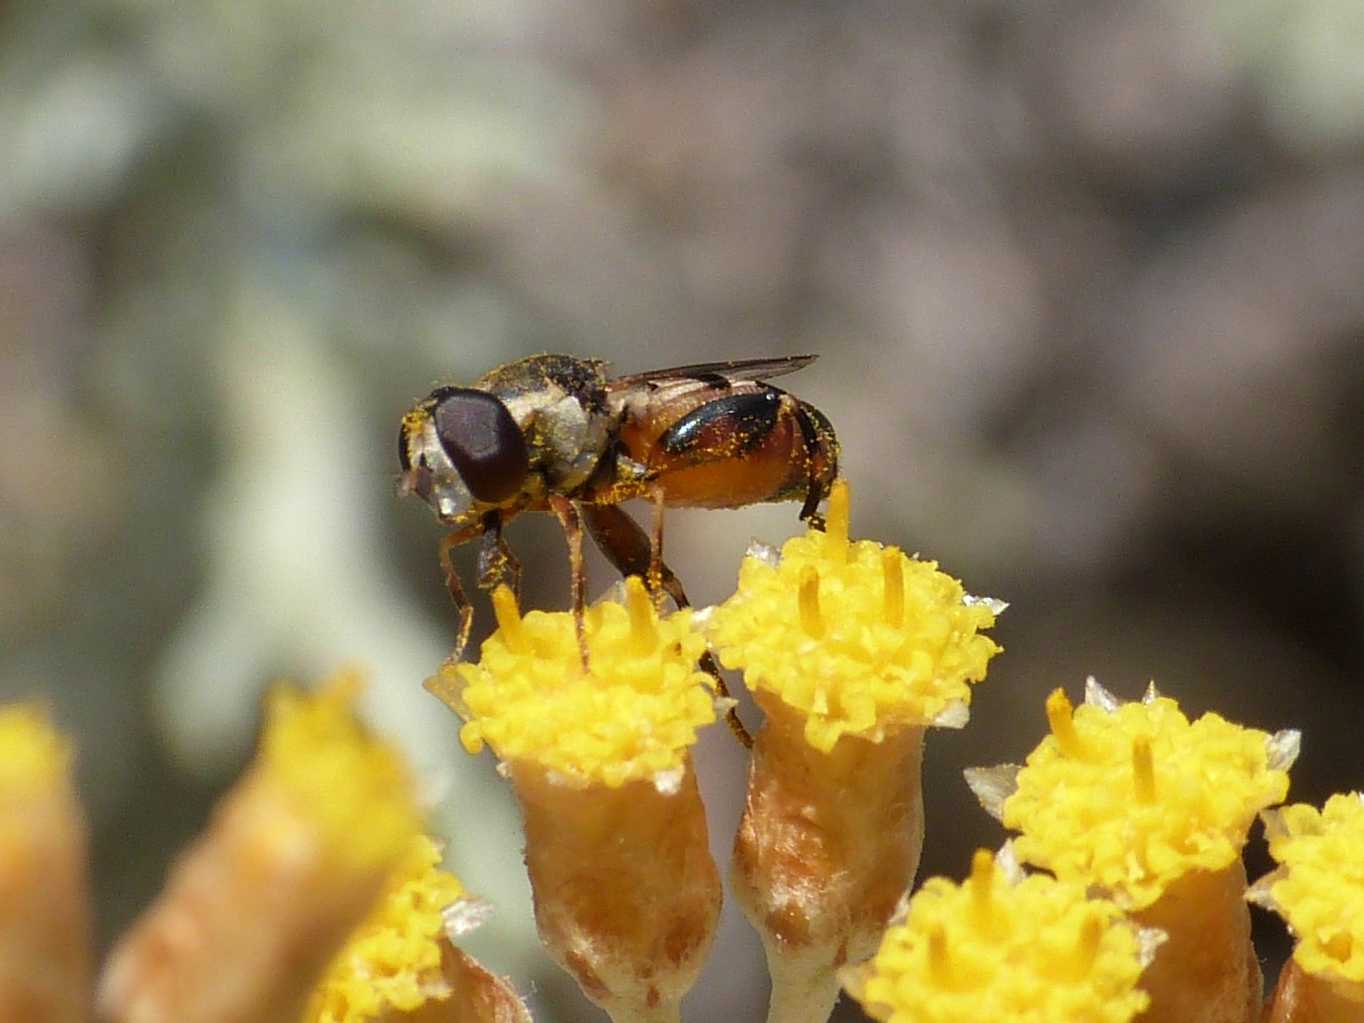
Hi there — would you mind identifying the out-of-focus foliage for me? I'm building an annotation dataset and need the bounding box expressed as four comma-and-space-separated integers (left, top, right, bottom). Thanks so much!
3, 0, 1362, 1019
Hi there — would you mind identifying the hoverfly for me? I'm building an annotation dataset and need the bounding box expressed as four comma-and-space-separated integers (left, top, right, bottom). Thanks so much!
398, 353, 838, 744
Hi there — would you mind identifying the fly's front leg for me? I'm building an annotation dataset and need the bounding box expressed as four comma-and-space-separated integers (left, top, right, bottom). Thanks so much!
476, 510, 521, 599
424, 526, 480, 717
437, 524, 483, 662
582, 502, 753, 748
549, 495, 590, 672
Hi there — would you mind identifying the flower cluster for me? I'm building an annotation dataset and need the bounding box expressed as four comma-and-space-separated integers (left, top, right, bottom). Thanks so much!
430, 576, 726, 1023
844, 850, 1152, 1023
707, 483, 1001, 750
0, 673, 529, 1023
1260, 794, 1364, 985
998, 685, 1292, 910
1254, 793, 1364, 1021
304, 834, 468, 1023
2, 477, 1357, 1023
967, 681, 1299, 1023
435, 577, 715, 788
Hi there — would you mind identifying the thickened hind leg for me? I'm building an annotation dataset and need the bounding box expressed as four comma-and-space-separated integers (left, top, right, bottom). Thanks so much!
582, 502, 753, 748
795, 405, 836, 530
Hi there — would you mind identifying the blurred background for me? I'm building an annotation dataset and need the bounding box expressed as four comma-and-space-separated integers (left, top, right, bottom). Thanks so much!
3, 0, 1363, 1018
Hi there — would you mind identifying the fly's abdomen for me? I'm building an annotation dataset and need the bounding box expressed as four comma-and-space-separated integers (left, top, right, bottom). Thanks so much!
617, 385, 838, 511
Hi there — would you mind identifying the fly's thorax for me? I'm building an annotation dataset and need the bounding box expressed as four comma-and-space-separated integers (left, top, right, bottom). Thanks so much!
510, 390, 614, 493
477, 355, 615, 495
473, 354, 609, 409
399, 355, 618, 525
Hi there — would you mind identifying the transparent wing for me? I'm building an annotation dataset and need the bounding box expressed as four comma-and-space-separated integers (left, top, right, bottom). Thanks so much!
609, 354, 818, 391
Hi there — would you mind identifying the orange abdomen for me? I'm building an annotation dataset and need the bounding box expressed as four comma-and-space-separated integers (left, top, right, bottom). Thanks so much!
615, 384, 836, 510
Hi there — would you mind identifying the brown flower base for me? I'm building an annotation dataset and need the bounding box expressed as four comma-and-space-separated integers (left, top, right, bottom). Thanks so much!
1261, 959, 1364, 1023
1131, 861, 1261, 1023
513, 760, 720, 1023
732, 698, 924, 1023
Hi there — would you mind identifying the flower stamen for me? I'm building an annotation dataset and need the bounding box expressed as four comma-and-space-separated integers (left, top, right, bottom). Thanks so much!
1132, 736, 1157, 804
882, 547, 904, 628
625, 576, 656, 655
491, 585, 526, 653
1046, 688, 1086, 760
799, 565, 825, 638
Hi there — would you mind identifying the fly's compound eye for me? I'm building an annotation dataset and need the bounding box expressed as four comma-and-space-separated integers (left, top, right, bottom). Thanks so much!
432, 388, 530, 503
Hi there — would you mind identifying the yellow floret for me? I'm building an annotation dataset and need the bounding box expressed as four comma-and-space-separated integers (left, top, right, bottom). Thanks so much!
707, 479, 1002, 752
847, 849, 1150, 1023
1265, 793, 1364, 984
304, 834, 468, 1023
259, 670, 421, 878
438, 578, 716, 787
0, 704, 69, 794
1005, 688, 1289, 909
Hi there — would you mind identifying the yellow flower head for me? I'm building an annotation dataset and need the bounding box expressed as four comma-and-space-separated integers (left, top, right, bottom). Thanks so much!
846, 849, 1150, 1023
1004, 685, 1292, 909
304, 834, 469, 1023
259, 671, 421, 879
707, 479, 1002, 752
0, 704, 70, 795
1261, 793, 1364, 984
438, 577, 716, 788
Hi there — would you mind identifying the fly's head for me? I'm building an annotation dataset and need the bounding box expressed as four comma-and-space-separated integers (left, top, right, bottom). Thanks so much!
398, 356, 618, 525
398, 386, 531, 526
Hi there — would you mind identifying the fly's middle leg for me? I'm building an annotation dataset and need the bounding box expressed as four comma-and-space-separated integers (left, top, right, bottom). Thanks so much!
549, 495, 590, 672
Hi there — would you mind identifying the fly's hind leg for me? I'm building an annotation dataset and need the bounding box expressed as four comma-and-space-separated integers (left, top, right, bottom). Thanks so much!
799, 486, 827, 531
795, 404, 837, 531
582, 502, 753, 748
